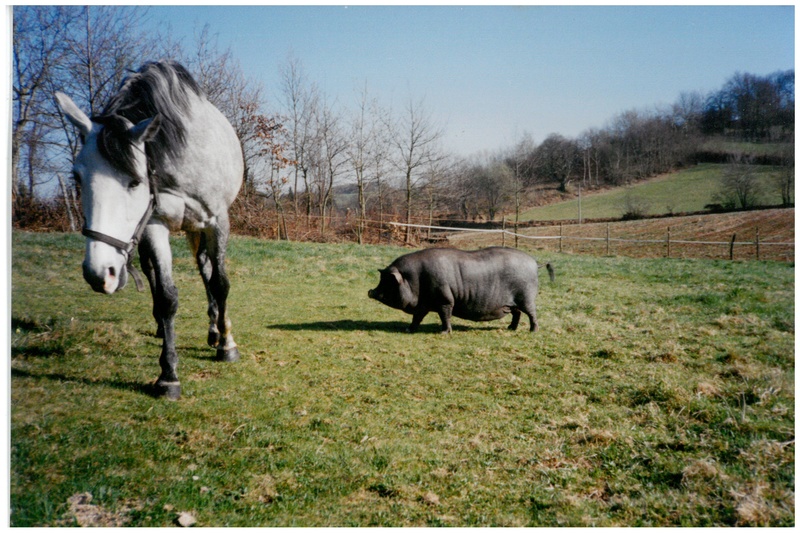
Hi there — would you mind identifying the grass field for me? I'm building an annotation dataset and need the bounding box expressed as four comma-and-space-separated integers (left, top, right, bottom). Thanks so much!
10, 231, 795, 526
520, 164, 787, 222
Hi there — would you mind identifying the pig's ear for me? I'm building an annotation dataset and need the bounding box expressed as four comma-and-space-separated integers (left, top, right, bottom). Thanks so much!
389, 268, 403, 285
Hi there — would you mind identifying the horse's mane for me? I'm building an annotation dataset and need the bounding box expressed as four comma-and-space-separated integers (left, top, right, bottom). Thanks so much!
94, 61, 203, 181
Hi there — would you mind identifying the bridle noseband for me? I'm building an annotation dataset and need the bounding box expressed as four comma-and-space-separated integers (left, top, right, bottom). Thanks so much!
81, 175, 159, 292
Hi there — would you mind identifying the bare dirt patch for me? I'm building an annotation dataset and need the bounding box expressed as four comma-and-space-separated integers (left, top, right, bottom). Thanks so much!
60, 492, 140, 527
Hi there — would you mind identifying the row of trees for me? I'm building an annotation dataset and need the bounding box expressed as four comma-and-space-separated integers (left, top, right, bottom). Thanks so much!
12, 6, 450, 243
12, 6, 794, 243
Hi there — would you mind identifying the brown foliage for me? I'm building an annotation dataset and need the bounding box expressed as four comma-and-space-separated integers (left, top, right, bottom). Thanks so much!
12, 196, 77, 232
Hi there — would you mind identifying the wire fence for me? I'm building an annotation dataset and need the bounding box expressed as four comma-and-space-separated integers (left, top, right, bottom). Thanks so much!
388, 220, 795, 262
228, 203, 793, 262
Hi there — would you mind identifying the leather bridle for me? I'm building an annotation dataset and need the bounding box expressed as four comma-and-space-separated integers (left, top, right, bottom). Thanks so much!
81, 166, 159, 292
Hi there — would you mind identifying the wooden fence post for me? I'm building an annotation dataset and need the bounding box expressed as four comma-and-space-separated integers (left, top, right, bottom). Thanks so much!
667, 227, 671, 259
729, 233, 736, 260
756, 227, 760, 261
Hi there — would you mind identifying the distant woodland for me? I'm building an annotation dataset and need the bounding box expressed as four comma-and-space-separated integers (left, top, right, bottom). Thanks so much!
13, 6, 794, 241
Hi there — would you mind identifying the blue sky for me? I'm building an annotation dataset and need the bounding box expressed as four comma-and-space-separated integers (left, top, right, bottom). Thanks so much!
148, 5, 794, 157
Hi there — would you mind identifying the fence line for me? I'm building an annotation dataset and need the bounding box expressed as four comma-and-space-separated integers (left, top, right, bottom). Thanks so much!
388, 221, 794, 261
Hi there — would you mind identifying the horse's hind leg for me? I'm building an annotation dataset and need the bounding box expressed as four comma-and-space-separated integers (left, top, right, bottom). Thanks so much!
187, 232, 221, 348
139, 224, 181, 400
202, 217, 239, 362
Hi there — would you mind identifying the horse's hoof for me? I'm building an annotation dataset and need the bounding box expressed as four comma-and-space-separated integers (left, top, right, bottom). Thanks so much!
154, 380, 181, 400
216, 346, 240, 362
207, 329, 220, 348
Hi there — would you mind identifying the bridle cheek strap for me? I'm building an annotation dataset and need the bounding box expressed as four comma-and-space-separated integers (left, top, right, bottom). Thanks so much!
81, 193, 157, 292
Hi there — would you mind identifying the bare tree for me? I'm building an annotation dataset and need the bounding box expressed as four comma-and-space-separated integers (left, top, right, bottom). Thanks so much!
279, 53, 320, 227
475, 156, 513, 221
672, 90, 705, 136
59, 6, 154, 116
507, 132, 536, 245
774, 142, 795, 207
347, 83, 380, 243
312, 98, 347, 237
716, 153, 761, 209
346, 82, 395, 243
389, 97, 444, 243
369, 112, 394, 241
250, 113, 293, 239
12, 6, 77, 208
535, 134, 580, 192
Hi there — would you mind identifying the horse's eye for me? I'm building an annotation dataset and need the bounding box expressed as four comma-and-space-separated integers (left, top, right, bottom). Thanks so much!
129, 178, 142, 190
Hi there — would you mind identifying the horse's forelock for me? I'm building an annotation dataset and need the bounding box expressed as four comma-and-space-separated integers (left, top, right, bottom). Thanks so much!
93, 115, 141, 179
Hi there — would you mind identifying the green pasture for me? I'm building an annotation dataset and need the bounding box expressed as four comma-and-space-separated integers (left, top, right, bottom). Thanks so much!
699, 138, 793, 158
520, 164, 786, 222
11, 231, 794, 526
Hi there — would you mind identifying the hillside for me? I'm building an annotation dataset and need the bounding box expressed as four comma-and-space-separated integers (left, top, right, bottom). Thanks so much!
517, 164, 788, 223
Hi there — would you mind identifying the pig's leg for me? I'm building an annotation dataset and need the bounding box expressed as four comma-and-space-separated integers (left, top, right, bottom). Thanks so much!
408, 311, 428, 333
523, 302, 539, 332
437, 305, 453, 334
509, 309, 522, 331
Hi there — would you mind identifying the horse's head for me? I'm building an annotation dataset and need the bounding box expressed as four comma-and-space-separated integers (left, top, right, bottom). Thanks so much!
55, 92, 160, 294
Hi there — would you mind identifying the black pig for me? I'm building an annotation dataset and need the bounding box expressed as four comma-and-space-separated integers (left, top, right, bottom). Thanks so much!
368, 247, 554, 333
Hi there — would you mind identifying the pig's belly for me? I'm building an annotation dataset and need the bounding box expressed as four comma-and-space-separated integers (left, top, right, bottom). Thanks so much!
453, 304, 512, 322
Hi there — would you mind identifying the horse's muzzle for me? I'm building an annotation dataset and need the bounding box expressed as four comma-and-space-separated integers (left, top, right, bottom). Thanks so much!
83, 258, 128, 294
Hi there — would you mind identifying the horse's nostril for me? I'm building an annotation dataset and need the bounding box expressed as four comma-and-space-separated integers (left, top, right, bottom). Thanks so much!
108, 266, 116, 278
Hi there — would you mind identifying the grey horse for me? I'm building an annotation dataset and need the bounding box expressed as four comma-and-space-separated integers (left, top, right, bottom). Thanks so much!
55, 61, 243, 400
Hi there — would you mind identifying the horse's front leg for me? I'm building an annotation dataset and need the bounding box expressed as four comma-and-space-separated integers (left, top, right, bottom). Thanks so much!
140, 224, 181, 400
204, 217, 239, 362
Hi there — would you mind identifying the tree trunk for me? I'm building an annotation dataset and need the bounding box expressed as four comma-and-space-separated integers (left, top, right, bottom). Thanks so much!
57, 173, 77, 231
405, 169, 412, 244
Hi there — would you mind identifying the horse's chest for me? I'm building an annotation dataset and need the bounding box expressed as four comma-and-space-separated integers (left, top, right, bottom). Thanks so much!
181, 212, 218, 232
157, 194, 217, 232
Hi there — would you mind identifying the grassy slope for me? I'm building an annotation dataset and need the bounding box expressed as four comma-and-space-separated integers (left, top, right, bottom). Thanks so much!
519, 164, 785, 222
11, 232, 795, 526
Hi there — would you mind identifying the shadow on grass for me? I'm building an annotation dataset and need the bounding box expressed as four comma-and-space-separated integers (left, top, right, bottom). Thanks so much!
11, 367, 165, 399
266, 319, 495, 334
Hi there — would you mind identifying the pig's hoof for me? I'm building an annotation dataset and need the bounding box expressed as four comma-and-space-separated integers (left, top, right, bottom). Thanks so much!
154, 380, 181, 400
216, 346, 240, 362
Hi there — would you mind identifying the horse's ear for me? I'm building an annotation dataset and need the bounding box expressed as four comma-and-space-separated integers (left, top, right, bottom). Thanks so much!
128, 114, 161, 144
55, 92, 92, 138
